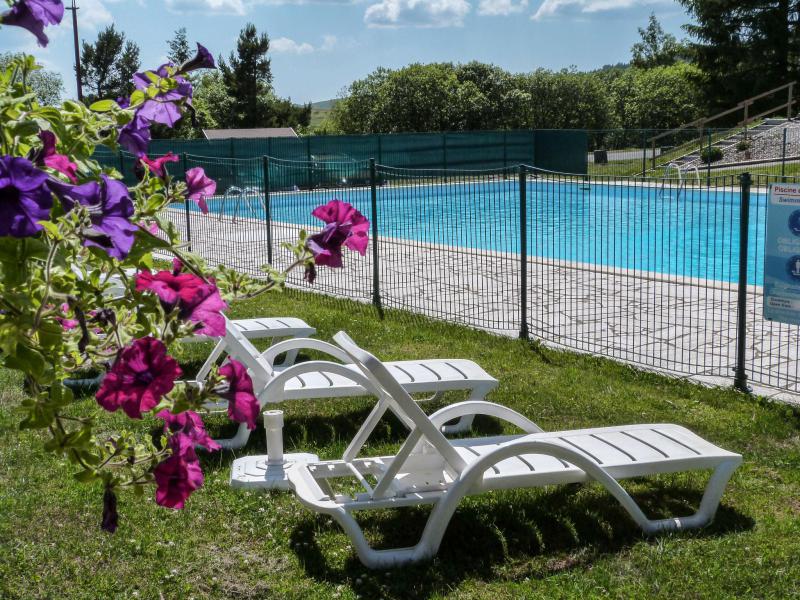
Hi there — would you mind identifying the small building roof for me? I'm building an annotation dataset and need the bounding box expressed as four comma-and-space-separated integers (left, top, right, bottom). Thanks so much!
202, 128, 298, 140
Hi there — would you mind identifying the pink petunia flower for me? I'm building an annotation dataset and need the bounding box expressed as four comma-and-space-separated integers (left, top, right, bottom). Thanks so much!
184, 167, 215, 213
157, 409, 220, 452
34, 131, 78, 183
153, 434, 204, 509
135, 270, 227, 337
137, 152, 179, 180
95, 337, 182, 419
218, 360, 259, 430
307, 200, 370, 268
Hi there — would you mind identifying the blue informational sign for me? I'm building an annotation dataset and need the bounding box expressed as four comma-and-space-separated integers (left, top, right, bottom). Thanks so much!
764, 182, 800, 324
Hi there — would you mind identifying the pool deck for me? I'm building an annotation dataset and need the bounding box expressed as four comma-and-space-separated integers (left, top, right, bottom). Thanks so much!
170, 208, 800, 405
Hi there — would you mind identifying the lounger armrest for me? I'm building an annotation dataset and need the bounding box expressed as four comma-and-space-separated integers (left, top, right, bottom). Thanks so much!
428, 401, 544, 434
257, 360, 378, 408
260, 338, 352, 368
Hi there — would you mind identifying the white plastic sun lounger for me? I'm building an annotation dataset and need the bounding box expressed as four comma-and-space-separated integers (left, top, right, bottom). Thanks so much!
184, 316, 317, 372
234, 332, 742, 569
205, 321, 498, 457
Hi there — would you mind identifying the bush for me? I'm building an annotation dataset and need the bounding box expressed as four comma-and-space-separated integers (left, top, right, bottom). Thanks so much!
700, 146, 723, 163
736, 140, 751, 152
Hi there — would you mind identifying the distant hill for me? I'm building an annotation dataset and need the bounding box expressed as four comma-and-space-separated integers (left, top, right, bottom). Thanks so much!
311, 99, 339, 110
310, 99, 340, 128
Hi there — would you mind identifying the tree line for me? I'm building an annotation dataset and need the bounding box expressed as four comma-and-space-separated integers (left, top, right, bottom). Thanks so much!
327, 5, 800, 135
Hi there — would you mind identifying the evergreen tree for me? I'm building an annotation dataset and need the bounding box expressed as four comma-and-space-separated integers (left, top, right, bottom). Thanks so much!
679, 0, 800, 111
219, 23, 273, 127
80, 25, 140, 103
631, 14, 686, 68
167, 27, 191, 65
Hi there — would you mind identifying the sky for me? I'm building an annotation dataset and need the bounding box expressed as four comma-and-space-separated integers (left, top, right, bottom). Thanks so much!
0, 0, 692, 104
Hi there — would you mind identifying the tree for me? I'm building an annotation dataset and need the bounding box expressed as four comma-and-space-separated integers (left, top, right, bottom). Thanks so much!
678, 0, 800, 112
218, 23, 272, 127
167, 27, 191, 65
80, 25, 140, 103
0, 53, 63, 105
631, 14, 686, 68
331, 62, 617, 134
610, 63, 704, 130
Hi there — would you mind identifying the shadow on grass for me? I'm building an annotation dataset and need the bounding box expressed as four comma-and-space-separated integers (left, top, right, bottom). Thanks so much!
288, 482, 753, 599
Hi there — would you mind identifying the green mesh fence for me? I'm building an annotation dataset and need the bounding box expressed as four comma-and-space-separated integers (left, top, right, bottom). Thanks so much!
92, 129, 589, 178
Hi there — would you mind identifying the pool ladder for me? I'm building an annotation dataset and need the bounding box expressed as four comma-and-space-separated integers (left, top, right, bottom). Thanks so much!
218, 186, 264, 223
661, 163, 700, 200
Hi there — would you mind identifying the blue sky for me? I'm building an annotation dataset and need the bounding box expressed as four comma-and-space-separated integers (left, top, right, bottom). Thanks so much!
1, 0, 691, 103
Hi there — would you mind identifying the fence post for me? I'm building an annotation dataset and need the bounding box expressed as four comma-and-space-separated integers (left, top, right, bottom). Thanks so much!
306, 137, 313, 189
369, 158, 383, 317
503, 130, 508, 177
641, 130, 647, 175
782, 127, 788, 179
651, 138, 656, 171
182, 152, 192, 252
734, 172, 752, 393
706, 129, 712, 186
263, 155, 273, 265
519, 165, 529, 340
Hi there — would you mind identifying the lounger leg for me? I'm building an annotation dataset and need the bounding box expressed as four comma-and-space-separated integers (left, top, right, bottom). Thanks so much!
440, 384, 494, 434
325, 508, 437, 569
213, 421, 251, 449
638, 459, 740, 534
441, 414, 474, 434
276, 349, 300, 369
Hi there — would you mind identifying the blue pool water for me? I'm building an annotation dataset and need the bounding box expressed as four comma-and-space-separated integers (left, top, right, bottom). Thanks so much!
199, 180, 768, 286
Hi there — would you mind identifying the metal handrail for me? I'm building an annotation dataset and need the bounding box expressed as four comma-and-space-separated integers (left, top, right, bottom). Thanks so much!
649, 81, 797, 144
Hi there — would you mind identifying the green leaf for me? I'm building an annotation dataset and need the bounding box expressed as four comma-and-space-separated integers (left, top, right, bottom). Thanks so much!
73, 469, 98, 483
89, 99, 117, 112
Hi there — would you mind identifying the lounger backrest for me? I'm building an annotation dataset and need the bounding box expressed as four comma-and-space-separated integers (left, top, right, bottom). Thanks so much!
221, 317, 275, 387
333, 331, 467, 473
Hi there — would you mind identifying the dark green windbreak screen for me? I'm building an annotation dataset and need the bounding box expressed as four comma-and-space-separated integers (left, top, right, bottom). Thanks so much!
533, 130, 588, 174
94, 129, 588, 183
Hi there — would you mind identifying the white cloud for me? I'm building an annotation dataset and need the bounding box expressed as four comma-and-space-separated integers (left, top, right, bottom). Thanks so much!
364, 0, 470, 27
271, 35, 338, 54
271, 37, 315, 54
75, 0, 115, 29
477, 0, 527, 15
164, 0, 246, 14
532, 0, 665, 20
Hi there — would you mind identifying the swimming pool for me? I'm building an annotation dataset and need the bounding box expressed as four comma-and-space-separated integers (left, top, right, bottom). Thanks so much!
198, 179, 768, 286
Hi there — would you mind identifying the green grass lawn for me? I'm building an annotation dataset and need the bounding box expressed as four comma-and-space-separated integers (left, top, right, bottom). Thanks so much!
1, 290, 800, 599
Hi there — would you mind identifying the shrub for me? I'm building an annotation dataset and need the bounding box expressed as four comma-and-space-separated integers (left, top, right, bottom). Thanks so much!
700, 146, 723, 163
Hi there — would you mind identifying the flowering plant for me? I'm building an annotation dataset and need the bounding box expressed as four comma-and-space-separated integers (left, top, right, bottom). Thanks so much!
0, 1, 368, 530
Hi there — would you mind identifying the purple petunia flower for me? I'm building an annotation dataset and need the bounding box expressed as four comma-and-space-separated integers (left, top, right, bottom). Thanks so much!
133, 63, 193, 127
179, 43, 216, 73
50, 175, 138, 260
1, 0, 64, 47
135, 270, 228, 337
95, 337, 182, 419
153, 433, 204, 509
184, 167, 215, 213
117, 113, 151, 156
218, 360, 260, 430
157, 409, 220, 452
306, 200, 370, 268
0, 155, 53, 238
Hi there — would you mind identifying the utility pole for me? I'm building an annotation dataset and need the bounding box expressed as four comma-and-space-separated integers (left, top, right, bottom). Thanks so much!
66, 0, 83, 102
